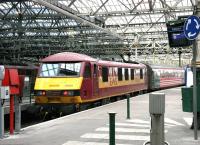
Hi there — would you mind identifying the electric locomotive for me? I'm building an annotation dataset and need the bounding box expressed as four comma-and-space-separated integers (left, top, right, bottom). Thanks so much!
34, 52, 185, 113
34, 52, 147, 106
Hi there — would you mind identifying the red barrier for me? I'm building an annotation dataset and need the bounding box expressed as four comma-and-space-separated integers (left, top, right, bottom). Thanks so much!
2, 68, 20, 135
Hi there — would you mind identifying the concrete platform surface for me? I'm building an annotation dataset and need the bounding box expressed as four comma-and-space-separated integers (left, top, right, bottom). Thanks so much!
0, 87, 200, 145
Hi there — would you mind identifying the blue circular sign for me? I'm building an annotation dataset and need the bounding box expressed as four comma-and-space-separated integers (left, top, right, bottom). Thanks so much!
184, 15, 200, 40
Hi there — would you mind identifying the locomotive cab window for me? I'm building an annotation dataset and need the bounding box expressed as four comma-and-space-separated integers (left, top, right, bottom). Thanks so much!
84, 63, 91, 78
125, 68, 129, 80
102, 67, 108, 82
118, 68, 122, 81
140, 69, 143, 79
39, 62, 81, 77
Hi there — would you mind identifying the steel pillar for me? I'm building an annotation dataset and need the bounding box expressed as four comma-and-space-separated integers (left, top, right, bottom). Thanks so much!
15, 96, 21, 133
0, 98, 4, 138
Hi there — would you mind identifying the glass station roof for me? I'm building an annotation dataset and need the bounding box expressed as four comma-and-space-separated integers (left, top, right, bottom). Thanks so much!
0, 0, 195, 65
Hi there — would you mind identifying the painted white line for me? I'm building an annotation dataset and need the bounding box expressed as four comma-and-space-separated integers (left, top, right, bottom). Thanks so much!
62, 141, 132, 145
97, 127, 167, 133
81, 133, 150, 141
183, 117, 193, 126
126, 119, 175, 127
126, 119, 149, 124
96, 127, 150, 133
113, 123, 150, 128
165, 118, 185, 126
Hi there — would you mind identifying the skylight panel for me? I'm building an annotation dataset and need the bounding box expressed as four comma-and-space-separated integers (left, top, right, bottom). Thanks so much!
131, 15, 151, 24
105, 5, 112, 11
137, 3, 143, 10
125, 16, 136, 22
0, 5, 5, 11
143, 0, 149, 3
116, 18, 125, 24
106, 0, 126, 12
98, 7, 107, 13
105, 18, 114, 25
81, 7, 91, 13
0, 3, 12, 9
115, 5, 124, 11
110, 5, 117, 11
175, 11, 193, 17
96, 0, 104, 5
118, 0, 132, 10
90, 6, 98, 12
144, 2, 150, 10
124, 28, 143, 33
106, 0, 115, 7
154, 2, 162, 9
177, 0, 192, 7
71, 5, 79, 12
73, 1, 88, 13
147, 27, 162, 32
58, 1, 70, 6
140, 15, 151, 23
162, 27, 167, 31
120, 0, 130, 6
150, 14, 165, 23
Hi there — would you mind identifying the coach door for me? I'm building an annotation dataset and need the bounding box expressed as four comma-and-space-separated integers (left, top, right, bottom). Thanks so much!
92, 63, 99, 97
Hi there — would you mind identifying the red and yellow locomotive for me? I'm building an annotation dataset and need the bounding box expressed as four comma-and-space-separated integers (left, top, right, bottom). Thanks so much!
34, 52, 184, 112
34, 52, 147, 105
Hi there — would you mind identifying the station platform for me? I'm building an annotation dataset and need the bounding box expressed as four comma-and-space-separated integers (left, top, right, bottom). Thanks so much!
0, 87, 200, 145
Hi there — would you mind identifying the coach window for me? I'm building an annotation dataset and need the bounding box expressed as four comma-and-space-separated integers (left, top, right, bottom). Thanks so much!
84, 63, 91, 78
131, 69, 135, 80
125, 68, 129, 80
118, 68, 122, 81
131, 69, 134, 80
93, 64, 97, 76
140, 69, 143, 79
102, 67, 108, 82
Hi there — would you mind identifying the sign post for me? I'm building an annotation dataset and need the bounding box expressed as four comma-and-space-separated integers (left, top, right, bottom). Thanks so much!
0, 66, 5, 138
184, 15, 200, 140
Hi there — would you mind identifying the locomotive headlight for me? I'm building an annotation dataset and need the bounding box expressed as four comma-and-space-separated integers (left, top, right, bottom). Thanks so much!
68, 91, 74, 96
35, 91, 46, 96
62, 90, 74, 96
63, 91, 68, 96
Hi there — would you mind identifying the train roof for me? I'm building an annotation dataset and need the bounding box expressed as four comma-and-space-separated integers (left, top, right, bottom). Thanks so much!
98, 60, 146, 68
41, 52, 145, 68
41, 52, 97, 62
150, 65, 184, 70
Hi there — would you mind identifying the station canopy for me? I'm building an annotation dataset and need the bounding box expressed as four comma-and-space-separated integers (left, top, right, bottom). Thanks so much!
0, 0, 195, 65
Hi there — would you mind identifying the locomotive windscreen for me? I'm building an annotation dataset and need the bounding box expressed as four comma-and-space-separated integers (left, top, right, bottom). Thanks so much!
39, 62, 81, 77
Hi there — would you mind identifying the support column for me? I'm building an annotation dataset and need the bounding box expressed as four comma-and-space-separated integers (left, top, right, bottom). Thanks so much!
150, 114, 165, 145
15, 96, 21, 133
0, 67, 5, 138
145, 93, 167, 145
192, 0, 200, 140
0, 98, 4, 138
